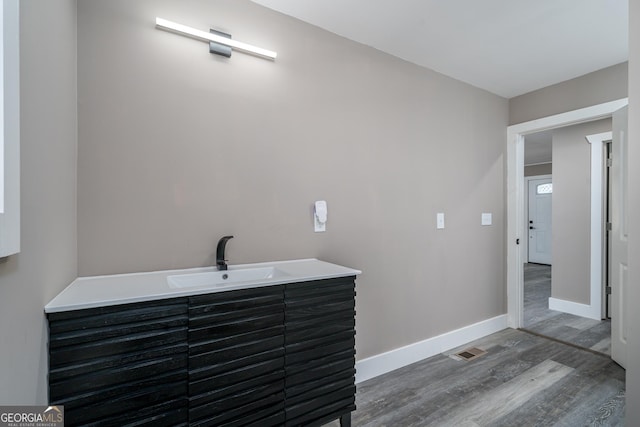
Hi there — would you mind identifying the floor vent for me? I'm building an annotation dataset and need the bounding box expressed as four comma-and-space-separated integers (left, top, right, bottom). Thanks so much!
454, 347, 487, 361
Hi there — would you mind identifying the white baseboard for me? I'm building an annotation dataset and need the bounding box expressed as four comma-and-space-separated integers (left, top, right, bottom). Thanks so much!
548, 297, 601, 320
355, 314, 508, 384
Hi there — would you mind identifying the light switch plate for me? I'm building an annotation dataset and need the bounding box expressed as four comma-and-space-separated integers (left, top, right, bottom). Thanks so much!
481, 213, 492, 226
437, 213, 445, 229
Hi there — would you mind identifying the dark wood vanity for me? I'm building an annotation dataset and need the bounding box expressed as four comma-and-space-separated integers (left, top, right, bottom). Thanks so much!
47, 273, 356, 426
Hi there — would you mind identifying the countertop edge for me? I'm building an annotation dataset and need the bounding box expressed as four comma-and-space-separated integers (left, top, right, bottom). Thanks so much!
45, 259, 361, 314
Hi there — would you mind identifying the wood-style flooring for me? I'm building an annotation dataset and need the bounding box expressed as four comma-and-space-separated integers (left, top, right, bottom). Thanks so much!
326, 328, 624, 426
523, 263, 611, 355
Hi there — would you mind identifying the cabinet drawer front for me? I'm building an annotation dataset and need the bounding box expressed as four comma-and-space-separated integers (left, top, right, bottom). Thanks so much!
286, 315, 355, 342
191, 347, 284, 380
75, 400, 189, 427
189, 312, 284, 342
189, 286, 283, 313
56, 376, 189, 426
50, 327, 187, 365
190, 382, 284, 425
50, 354, 188, 400
191, 328, 284, 359
285, 277, 356, 299
285, 374, 355, 406
286, 335, 356, 367
190, 357, 283, 394
48, 301, 188, 334
287, 358, 355, 388
191, 370, 284, 409
285, 279, 355, 323
191, 392, 285, 427
49, 343, 186, 383
189, 304, 284, 329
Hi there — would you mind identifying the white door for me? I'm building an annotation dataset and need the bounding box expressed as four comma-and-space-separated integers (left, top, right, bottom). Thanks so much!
528, 178, 552, 265
611, 106, 628, 368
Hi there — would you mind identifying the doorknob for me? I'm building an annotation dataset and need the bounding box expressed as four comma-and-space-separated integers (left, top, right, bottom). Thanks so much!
529, 226, 535, 229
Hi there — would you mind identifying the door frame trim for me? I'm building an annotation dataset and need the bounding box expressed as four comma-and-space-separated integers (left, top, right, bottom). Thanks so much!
506, 98, 628, 328
586, 131, 613, 320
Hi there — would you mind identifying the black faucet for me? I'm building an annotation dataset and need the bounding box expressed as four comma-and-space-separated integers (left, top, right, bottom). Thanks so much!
216, 235, 234, 271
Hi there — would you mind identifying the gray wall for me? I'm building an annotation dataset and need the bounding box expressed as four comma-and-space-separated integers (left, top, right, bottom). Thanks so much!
550, 119, 610, 305
509, 62, 628, 125
0, 0, 77, 404
524, 163, 552, 177
77, 0, 508, 360
626, 0, 640, 417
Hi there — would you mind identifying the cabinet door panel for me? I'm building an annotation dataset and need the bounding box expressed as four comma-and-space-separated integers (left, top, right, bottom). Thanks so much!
284, 277, 357, 426
285, 385, 356, 427
188, 285, 285, 426
48, 299, 189, 426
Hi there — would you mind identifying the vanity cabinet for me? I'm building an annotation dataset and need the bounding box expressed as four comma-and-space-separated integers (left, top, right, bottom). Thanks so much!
47, 277, 356, 427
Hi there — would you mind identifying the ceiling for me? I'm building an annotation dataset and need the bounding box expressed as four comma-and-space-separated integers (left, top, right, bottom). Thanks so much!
251, 0, 628, 98
524, 131, 553, 166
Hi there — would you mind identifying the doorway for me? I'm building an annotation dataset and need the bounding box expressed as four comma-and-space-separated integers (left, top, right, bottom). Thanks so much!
506, 99, 628, 366
521, 129, 611, 355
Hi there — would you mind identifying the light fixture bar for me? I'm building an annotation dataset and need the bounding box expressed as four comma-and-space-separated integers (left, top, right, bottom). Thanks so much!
156, 17, 277, 60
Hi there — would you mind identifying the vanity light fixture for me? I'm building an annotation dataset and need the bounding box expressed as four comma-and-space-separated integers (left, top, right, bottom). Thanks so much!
155, 17, 277, 60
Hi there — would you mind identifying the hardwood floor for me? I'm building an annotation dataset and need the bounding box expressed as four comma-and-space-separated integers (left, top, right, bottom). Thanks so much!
325, 328, 624, 426
323, 265, 622, 425
523, 263, 611, 355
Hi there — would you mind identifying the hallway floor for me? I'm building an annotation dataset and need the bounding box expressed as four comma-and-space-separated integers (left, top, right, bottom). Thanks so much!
327, 328, 624, 426
522, 263, 611, 355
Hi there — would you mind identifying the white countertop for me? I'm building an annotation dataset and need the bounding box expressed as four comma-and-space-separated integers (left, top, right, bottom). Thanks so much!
45, 259, 361, 313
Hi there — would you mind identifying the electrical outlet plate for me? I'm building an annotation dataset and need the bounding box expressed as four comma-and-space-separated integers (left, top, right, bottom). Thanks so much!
481, 213, 492, 226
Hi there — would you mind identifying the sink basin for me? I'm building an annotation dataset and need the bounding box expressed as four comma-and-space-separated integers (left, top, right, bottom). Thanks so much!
167, 266, 290, 289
